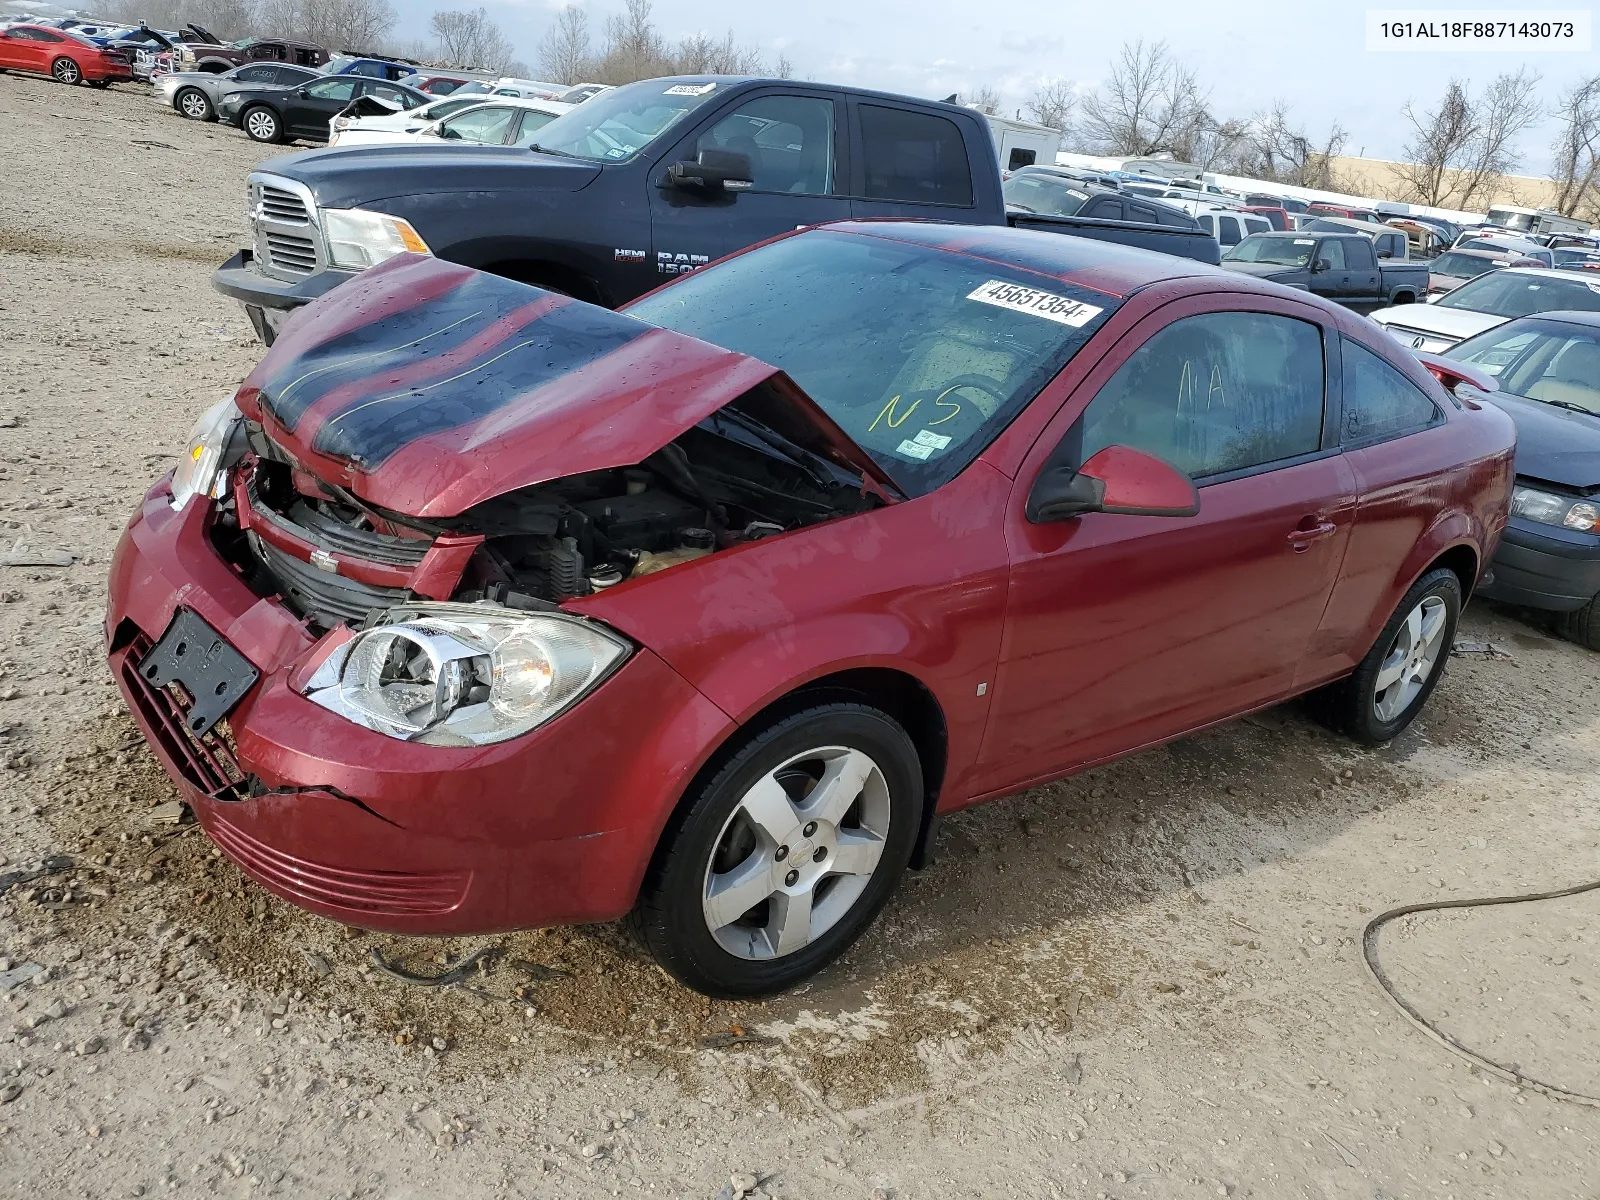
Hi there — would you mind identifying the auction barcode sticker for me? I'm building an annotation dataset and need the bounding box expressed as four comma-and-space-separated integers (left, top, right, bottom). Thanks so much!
968, 281, 1103, 327
1366, 10, 1590, 51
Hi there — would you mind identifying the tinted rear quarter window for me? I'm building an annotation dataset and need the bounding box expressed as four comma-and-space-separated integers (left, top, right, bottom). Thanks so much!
858, 105, 974, 206
1080, 311, 1325, 479
1340, 339, 1441, 443
1346, 238, 1376, 269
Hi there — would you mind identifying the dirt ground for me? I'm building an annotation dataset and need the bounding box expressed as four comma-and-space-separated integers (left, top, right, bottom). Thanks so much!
3, 72, 1600, 1200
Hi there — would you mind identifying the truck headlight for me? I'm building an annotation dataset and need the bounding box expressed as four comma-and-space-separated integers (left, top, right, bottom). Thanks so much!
320, 207, 431, 270
301, 604, 630, 746
1511, 484, 1598, 532
170, 395, 241, 511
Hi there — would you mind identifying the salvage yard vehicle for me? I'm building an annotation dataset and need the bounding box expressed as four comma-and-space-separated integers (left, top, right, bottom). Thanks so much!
1427, 248, 1541, 296
330, 95, 572, 148
0, 23, 132, 86
213, 75, 1218, 344
1454, 233, 1554, 269
111, 225, 1514, 996
1220, 231, 1428, 312
220, 76, 429, 143
173, 35, 327, 75
1371, 268, 1600, 353
1445, 313, 1600, 647
157, 61, 322, 122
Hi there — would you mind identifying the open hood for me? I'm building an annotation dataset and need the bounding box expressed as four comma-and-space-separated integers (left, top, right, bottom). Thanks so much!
235, 255, 899, 518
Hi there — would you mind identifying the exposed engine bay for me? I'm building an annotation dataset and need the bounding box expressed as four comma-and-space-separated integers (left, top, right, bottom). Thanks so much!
211, 400, 882, 629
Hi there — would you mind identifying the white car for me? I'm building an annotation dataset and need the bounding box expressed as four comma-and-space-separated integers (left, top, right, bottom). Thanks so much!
1371, 267, 1600, 353
330, 95, 572, 148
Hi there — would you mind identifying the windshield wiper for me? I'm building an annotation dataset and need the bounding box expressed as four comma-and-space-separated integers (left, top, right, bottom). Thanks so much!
1534, 397, 1599, 417
525, 143, 575, 158
706, 407, 853, 492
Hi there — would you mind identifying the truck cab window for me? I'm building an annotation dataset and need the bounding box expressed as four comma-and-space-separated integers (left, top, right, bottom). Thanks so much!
696, 95, 836, 195
858, 105, 973, 206
1346, 238, 1376, 269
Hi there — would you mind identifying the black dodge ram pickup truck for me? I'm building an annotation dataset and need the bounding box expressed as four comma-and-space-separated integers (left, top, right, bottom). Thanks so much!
215, 75, 1220, 342
1219, 230, 1429, 314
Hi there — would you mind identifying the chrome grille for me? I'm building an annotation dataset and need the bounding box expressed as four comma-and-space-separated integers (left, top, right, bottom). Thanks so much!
263, 232, 317, 274
259, 184, 309, 224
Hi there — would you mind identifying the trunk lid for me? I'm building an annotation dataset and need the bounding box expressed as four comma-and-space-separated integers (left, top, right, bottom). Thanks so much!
235, 254, 899, 518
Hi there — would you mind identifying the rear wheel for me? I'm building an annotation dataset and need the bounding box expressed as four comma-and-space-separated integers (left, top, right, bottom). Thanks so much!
1559, 596, 1600, 651
1311, 567, 1461, 745
50, 57, 82, 85
176, 87, 214, 120
242, 105, 282, 143
635, 703, 922, 998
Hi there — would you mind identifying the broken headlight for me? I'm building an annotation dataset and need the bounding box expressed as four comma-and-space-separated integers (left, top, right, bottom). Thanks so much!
170, 394, 241, 512
321, 207, 431, 270
300, 604, 630, 746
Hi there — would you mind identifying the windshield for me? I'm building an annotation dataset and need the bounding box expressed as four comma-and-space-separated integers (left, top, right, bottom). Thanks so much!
520, 77, 722, 162
1487, 209, 1536, 232
1448, 318, 1600, 413
1002, 174, 1089, 216
1223, 235, 1316, 265
627, 229, 1119, 495
1554, 248, 1600, 266
1431, 252, 1501, 280
1437, 271, 1600, 316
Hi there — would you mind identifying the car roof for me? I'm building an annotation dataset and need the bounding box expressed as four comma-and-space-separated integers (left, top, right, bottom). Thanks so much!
812, 220, 1225, 298
1439, 248, 1529, 263
448, 95, 570, 112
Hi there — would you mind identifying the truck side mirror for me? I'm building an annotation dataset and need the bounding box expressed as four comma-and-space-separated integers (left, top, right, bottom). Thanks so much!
1310, 259, 1329, 273
667, 148, 755, 193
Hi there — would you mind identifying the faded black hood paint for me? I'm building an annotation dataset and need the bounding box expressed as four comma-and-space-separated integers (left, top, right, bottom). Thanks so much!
1488, 392, 1600, 490
257, 145, 602, 211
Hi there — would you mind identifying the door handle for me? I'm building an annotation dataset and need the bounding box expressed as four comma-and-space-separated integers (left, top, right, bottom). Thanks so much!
1288, 521, 1338, 552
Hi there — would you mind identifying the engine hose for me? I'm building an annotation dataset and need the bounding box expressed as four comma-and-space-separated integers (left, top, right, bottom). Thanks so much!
1362, 880, 1600, 1108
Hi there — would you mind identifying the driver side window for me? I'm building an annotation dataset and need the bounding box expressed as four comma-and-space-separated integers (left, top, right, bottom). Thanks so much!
695, 95, 836, 195
304, 78, 358, 102
1079, 311, 1326, 480
440, 105, 518, 143
1317, 240, 1346, 270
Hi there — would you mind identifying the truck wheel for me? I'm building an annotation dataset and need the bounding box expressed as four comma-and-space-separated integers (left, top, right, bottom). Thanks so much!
242, 106, 282, 143
50, 56, 82, 85
176, 87, 214, 121
1309, 567, 1460, 745
1559, 596, 1600, 651
634, 702, 921, 998
1392, 292, 1415, 306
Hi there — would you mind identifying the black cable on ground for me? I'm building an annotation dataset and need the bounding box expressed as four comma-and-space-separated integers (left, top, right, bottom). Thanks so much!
1362, 881, 1600, 1108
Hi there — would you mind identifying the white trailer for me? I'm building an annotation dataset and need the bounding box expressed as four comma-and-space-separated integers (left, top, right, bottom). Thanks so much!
982, 113, 1062, 174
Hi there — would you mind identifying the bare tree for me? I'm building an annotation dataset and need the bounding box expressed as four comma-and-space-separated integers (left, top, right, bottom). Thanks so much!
966, 84, 1001, 116
774, 53, 794, 80
1079, 40, 1209, 158
302, 0, 395, 51
430, 6, 516, 71
675, 30, 764, 75
1026, 77, 1075, 132
1221, 100, 1349, 188
1550, 74, 1600, 218
538, 5, 592, 83
105, 0, 259, 39
592, 0, 672, 84
1398, 71, 1542, 208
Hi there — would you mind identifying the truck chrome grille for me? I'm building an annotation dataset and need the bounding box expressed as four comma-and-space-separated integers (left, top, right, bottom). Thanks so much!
259, 184, 310, 224
263, 232, 317, 274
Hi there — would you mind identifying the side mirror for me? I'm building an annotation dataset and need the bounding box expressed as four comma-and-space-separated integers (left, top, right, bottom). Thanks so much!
1026, 445, 1200, 524
1377, 249, 1393, 259
1309, 259, 1330, 274
667, 148, 754, 193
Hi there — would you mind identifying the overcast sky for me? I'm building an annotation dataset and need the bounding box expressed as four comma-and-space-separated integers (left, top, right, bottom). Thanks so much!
390, 0, 1587, 171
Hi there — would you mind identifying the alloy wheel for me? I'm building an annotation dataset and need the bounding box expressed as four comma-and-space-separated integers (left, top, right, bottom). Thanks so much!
52, 58, 81, 85
701, 745, 891, 960
245, 109, 278, 141
179, 90, 210, 119
1372, 595, 1447, 722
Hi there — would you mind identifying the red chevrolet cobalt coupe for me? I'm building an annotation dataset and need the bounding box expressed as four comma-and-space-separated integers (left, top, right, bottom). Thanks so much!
107, 225, 1514, 996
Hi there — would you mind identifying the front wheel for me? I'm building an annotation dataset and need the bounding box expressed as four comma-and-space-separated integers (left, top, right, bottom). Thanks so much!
1311, 567, 1461, 745
1559, 596, 1600, 651
176, 87, 213, 120
50, 57, 82, 85
635, 703, 922, 998
242, 105, 282, 143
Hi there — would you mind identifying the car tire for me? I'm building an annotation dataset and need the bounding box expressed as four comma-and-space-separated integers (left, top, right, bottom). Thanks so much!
242, 106, 282, 143
87, 79, 111, 89
634, 702, 923, 998
50, 57, 82, 85
1559, 596, 1600, 651
1310, 567, 1461, 746
176, 87, 214, 121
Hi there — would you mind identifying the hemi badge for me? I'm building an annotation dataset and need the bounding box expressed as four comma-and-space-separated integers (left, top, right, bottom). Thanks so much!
309, 549, 339, 574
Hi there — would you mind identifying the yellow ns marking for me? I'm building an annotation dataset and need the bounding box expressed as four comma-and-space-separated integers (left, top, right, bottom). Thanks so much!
868, 395, 921, 432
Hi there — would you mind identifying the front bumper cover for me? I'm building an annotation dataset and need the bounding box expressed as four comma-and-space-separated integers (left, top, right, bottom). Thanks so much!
106, 483, 735, 934
211, 248, 354, 343
1478, 515, 1600, 612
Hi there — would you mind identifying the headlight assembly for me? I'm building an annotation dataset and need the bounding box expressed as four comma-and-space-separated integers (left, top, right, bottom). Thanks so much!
320, 207, 431, 270
300, 604, 631, 746
170, 394, 241, 511
1511, 484, 1598, 532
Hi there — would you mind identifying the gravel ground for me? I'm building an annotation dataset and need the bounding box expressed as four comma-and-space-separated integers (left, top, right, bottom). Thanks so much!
4, 73, 1600, 1200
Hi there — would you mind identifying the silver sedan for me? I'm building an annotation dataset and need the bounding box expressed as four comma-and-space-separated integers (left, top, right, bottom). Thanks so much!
155, 61, 321, 122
